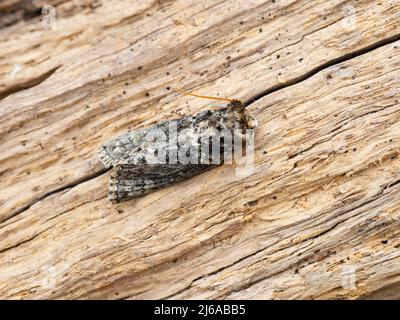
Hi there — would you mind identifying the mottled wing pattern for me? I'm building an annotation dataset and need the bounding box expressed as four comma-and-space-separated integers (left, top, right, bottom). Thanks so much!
98, 127, 151, 168
99, 102, 257, 202
108, 163, 213, 202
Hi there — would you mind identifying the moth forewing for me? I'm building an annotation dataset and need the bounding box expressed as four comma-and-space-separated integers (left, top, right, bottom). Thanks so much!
99, 97, 257, 202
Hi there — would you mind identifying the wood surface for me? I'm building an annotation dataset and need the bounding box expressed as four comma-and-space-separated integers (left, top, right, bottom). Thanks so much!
0, 0, 400, 299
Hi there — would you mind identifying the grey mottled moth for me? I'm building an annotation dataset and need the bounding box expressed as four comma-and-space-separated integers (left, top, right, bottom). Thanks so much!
99, 90, 257, 202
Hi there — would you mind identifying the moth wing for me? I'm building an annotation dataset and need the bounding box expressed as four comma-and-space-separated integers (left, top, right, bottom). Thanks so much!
108, 163, 212, 202
98, 127, 151, 168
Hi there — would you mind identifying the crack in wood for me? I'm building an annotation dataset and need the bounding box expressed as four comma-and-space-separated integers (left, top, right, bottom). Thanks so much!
160, 176, 400, 299
0, 66, 61, 102
4, 27, 399, 231
1, 167, 109, 226
243, 33, 400, 107
1, 0, 400, 299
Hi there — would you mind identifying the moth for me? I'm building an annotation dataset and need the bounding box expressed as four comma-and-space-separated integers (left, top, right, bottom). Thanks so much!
99, 89, 257, 202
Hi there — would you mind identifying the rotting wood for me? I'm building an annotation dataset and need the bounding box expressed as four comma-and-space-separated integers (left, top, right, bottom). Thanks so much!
0, 0, 400, 299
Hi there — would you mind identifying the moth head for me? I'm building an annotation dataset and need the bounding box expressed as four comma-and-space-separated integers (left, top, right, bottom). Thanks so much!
173, 88, 257, 129
228, 99, 243, 110
228, 100, 258, 130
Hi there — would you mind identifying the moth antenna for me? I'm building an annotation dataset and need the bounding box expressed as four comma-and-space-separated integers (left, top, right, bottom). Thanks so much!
173, 88, 235, 103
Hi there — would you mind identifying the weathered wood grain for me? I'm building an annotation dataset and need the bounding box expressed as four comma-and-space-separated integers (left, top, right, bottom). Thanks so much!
0, 0, 399, 299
